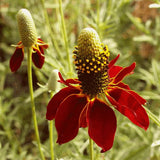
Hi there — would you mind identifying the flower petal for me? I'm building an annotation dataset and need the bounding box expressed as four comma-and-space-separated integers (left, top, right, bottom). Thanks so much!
66, 79, 80, 84
108, 54, 120, 68
55, 94, 88, 144
113, 62, 136, 84
32, 49, 45, 69
87, 98, 117, 152
37, 38, 49, 49
46, 87, 80, 120
106, 88, 149, 130
10, 48, 24, 72
58, 72, 79, 87
128, 90, 146, 105
108, 65, 123, 78
79, 104, 88, 128
116, 82, 130, 90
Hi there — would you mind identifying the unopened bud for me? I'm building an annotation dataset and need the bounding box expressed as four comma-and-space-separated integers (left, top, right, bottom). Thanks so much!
47, 69, 60, 92
17, 8, 37, 47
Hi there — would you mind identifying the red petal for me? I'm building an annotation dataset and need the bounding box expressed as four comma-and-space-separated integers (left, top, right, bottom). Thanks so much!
113, 62, 136, 84
37, 38, 49, 49
55, 94, 88, 144
39, 46, 44, 55
10, 48, 24, 72
46, 87, 80, 120
32, 49, 45, 69
106, 88, 149, 130
79, 104, 88, 128
129, 90, 146, 105
66, 79, 80, 84
116, 82, 130, 90
87, 98, 117, 152
108, 54, 120, 68
58, 72, 78, 87
108, 65, 123, 78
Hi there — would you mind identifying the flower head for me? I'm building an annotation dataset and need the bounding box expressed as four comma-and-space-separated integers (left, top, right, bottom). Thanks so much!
46, 28, 149, 152
10, 9, 48, 72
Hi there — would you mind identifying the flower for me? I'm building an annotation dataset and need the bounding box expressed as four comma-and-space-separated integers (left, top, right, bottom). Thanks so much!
46, 28, 149, 152
10, 9, 48, 72
47, 69, 60, 92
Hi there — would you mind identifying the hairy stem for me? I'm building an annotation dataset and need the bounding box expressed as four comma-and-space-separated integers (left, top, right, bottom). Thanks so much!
89, 137, 94, 160
27, 47, 45, 160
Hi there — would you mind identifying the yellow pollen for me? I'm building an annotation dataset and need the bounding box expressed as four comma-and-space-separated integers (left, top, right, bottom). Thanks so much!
92, 58, 95, 62
74, 61, 78, 64
86, 59, 89, 63
94, 65, 97, 69
73, 55, 77, 59
75, 46, 78, 49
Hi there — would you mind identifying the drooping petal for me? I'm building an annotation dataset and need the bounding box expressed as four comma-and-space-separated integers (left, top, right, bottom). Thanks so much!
66, 79, 80, 84
108, 54, 120, 68
128, 90, 146, 105
113, 62, 136, 84
79, 104, 88, 128
10, 47, 24, 72
116, 82, 130, 90
55, 94, 88, 144
108, 65, 123, 78
39, 46, 44, 55
87, 98, 117, 152
46, 87, 80, 120
37, 38, 49, 49
32, 49, 45, 69
106, 88, 149, 130
58, 72, 78, 87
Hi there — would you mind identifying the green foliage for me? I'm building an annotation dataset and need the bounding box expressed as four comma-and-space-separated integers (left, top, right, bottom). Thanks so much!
0, 0, 160, 159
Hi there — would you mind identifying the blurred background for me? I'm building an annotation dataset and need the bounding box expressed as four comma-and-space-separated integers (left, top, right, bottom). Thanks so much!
0, 0, 160, 159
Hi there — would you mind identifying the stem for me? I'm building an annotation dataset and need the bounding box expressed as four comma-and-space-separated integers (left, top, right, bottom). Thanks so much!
27, 47, 45, 160
40, 0, 63, 62
49, 92, 55, 160
58, 0, 72, 73
49, 120, 54, 160
144, 106, 160, 127
96, 0, 100, 34
89, 137, 94, 160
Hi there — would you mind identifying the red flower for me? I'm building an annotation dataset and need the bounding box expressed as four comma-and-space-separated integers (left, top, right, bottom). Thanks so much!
46, 54, 149, 152
10, 38, 48, 72
46, 28, 149, 152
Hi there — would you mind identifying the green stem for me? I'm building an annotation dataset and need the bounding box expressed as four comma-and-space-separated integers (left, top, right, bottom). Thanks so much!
89, 137, 94, 160
40, 0, 63, 62
144, 106, 160, 127
27, 47, 45, 160
58, 0, 72, 73
49, 120, 54, 160
49, 92, 55, 160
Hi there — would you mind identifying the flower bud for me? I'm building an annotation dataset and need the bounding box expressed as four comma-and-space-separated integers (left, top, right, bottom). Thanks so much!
17, 9, 37, 47
47, 69, 60, 92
